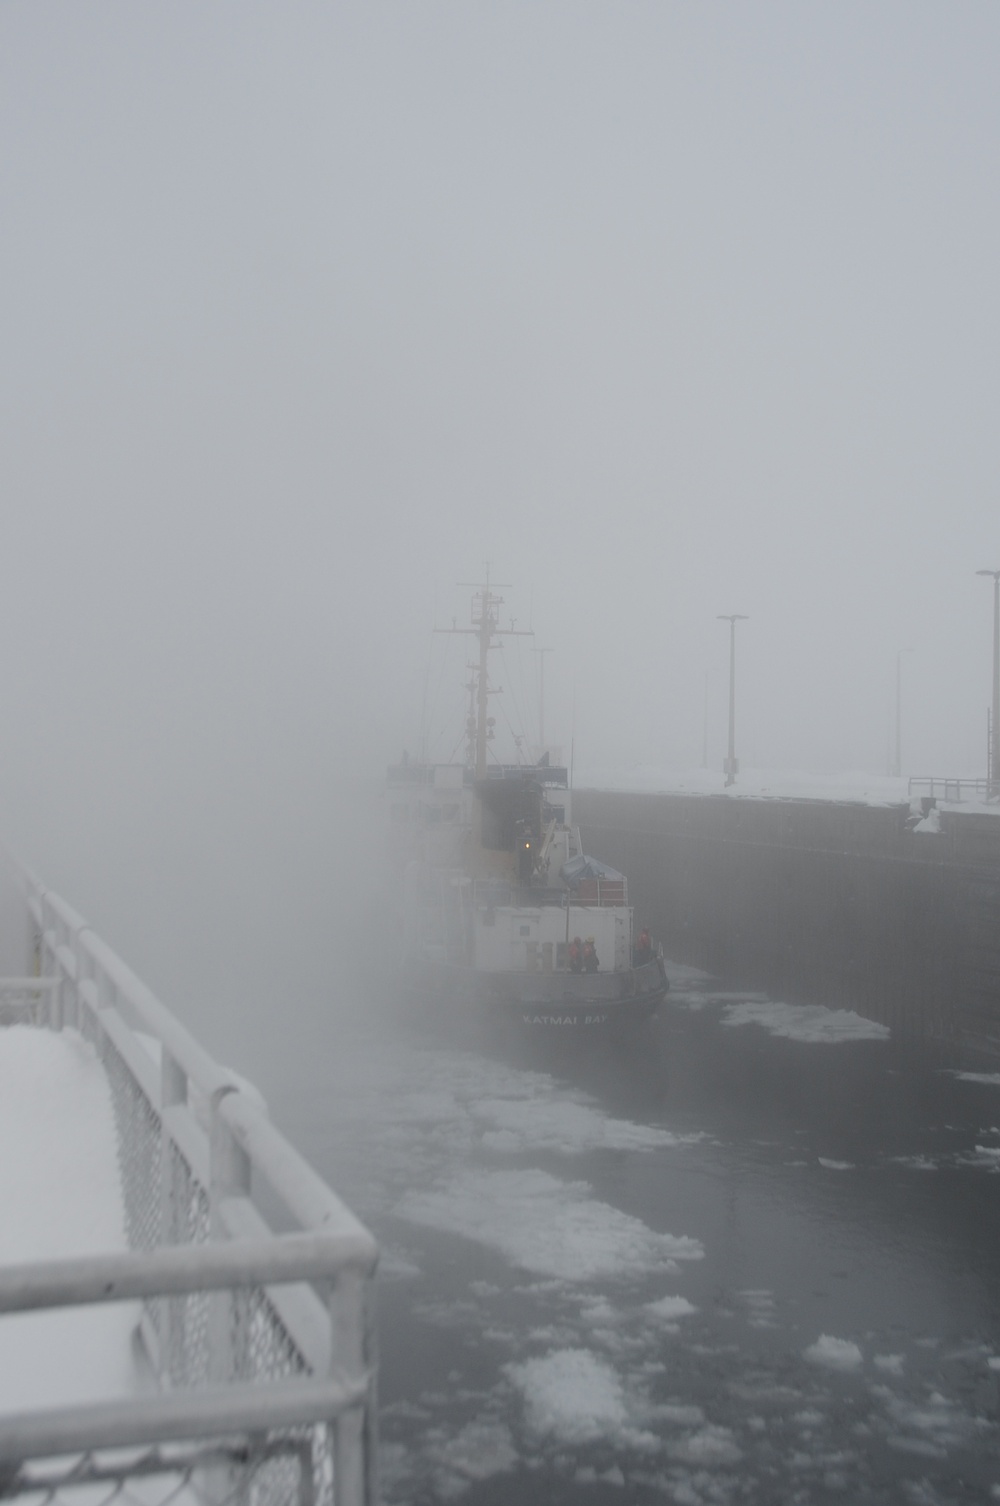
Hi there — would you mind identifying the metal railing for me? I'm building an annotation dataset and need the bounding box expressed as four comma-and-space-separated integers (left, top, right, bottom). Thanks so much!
0, 869, 379, 1506
908, 776, 993, 804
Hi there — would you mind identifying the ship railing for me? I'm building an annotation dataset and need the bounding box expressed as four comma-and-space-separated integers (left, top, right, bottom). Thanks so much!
908, 776, 992, 804
0, 868, 379, 1506
569, 878, 629, 908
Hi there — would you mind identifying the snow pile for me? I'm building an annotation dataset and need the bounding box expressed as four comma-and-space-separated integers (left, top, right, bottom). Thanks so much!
0, 1025, 136, 1411
721, 1000, 890, 1043
396, 1167, 704, 1281
804, 1335, 864, 1370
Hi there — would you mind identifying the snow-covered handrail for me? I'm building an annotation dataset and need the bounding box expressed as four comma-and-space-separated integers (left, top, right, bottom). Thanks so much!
1, 863, 380, 1506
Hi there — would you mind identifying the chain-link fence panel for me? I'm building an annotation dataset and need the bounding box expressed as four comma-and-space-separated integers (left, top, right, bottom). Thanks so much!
0, 1427, 331, 1506
102, 1036, 162, 1255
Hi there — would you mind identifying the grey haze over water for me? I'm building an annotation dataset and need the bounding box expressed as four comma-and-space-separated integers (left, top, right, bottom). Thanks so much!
1, 4, 999, 1041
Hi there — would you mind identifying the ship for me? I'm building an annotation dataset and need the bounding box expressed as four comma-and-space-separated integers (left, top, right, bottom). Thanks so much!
385, 577, 669, 1028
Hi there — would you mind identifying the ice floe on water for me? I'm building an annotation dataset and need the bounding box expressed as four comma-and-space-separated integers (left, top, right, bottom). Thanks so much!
332, 1045, 701, 1220
961, 1144, 1000, 1172
736, 1290, 777, 1329
471, 1094, 700, 1155
664, 1423, 743, 1467
396, 1167, 704, 1281
506, 1349, 628, 1444
421, 1417, 519, 1499
873, 1384, 986, 1458
721, 999, 890, 1042
334, 1008, 1000, 1502
380, 1413, 520, 1503
804, 1334, 864, 1370
646, 1294, 699, 1324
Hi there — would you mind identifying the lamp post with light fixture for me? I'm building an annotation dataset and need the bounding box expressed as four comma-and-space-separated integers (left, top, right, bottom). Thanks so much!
977, 570, 1000, 798
717, 614, 748, 787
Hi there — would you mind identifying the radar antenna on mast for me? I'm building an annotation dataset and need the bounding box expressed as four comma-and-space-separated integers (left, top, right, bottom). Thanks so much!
436, 567, 533, 778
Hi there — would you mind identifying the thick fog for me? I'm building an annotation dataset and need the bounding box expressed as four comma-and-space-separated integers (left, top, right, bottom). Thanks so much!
1, 4, 998, 1054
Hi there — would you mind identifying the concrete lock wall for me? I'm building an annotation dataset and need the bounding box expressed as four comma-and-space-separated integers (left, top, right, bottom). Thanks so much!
574, 790, 1000, 1057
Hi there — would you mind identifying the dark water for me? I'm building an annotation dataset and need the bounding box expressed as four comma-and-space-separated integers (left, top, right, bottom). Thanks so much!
266, 969, 1000, 1505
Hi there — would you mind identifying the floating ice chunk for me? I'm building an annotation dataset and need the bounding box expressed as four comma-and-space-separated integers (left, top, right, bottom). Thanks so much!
735, 1289, 776, 1328
506, 1349, 627, 1443
722, 1000, 889, 1043
427, 1417, 519, 1497
952, 1072, 1000, 1087
666, 1424, 742, 1466
473, 1095, 697, 1155
652, 1403, 705, 1427
646, 1295, 698, 1322
818, 1157, 854, 1170
579, 1297, 618, 1325
397, 1168, 704, 1281
886, 1434, 947, 1458
804, 1335, 864, 1370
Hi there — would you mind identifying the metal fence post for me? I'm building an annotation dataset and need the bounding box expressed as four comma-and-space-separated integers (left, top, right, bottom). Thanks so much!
328, 1270, 370, 1506
50, 972, 64, 1033
159, 1049, 188, 1382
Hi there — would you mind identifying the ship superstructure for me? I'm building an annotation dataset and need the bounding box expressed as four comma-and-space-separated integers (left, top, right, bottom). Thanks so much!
385, 578, 668, 1026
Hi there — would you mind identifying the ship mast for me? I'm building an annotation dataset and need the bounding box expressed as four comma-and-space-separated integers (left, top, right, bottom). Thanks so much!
437, 569, 533, 778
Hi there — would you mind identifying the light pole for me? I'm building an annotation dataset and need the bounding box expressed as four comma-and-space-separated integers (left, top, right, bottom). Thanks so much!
977, 570, 1000, 798
535, 646, 553, 761
717, 615, 748, 787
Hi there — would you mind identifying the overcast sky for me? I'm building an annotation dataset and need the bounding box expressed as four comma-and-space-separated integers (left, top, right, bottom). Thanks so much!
2, 4, 999, 986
